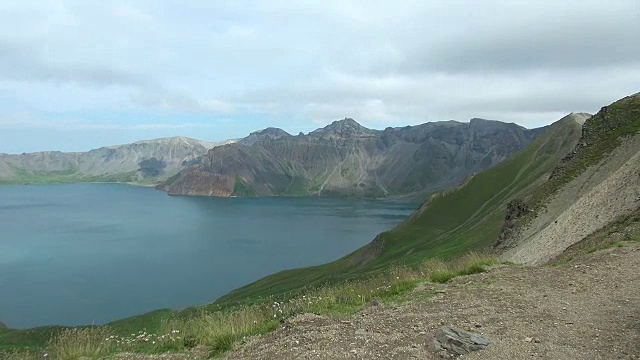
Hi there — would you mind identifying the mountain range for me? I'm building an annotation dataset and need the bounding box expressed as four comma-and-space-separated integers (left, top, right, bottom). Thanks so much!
159, 118, 551, 198
0, 137, 234, 185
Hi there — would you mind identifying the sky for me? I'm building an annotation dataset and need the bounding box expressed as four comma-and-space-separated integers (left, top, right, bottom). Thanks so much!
1, 1, 639, 153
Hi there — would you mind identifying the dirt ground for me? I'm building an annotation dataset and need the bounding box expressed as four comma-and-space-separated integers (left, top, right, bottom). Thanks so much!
224, 242, 640, 360
113, 240, 639, 360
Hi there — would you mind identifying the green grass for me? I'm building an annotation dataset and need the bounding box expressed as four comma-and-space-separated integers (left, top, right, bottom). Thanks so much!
429, 270, 455, 283
0, 167, 139, 185
231, 176, 258, 197
281, 175, 310, 196
552, 210, 640, 266
1, 254, 496, 358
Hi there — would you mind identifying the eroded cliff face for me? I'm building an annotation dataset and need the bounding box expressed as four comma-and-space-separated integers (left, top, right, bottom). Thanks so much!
161, 118, 544, 198
499, 94, 640, 265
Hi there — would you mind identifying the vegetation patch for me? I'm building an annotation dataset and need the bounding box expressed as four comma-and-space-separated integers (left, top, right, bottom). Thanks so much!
1, 253, 496, 358
231, 176, 257, 197
552, 210, 639, 266
0, 166, 139, 185
528, 95, 640, 219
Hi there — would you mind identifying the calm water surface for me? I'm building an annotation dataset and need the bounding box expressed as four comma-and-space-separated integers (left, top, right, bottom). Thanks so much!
0, 184, 416, 328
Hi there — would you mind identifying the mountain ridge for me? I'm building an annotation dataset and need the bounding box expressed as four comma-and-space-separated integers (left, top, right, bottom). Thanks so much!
160, 118, 546, 198
0, 136, 235, 185
499, 93, 640, 264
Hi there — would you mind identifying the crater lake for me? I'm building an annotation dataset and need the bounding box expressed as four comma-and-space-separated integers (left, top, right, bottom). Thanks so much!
0, 183, 416, 328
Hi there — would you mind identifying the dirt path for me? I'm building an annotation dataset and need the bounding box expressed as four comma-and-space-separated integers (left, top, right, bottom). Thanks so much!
225, 243, 640, 359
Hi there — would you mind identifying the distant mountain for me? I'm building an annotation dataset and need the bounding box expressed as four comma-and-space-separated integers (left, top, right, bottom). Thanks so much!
159, 118, 547, 198
217, 111, 592, 303
0, 137, 235, 185
238, 128, 293, 146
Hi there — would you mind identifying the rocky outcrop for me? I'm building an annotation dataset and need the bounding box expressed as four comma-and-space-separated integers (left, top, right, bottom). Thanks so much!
431, 326, 490, 357
162, 118, 544, 198
495, 199, 531, 251
238, 128, 292, 146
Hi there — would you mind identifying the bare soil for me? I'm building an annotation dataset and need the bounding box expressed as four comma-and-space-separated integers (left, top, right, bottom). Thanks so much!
503, 134, 640, 265
223, 242, 640, 360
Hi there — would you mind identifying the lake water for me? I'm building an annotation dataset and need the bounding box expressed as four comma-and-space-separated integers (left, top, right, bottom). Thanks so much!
0, 184, 415, 329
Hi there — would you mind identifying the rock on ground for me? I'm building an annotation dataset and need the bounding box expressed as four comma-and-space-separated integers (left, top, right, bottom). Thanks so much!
224, 243, 640, 359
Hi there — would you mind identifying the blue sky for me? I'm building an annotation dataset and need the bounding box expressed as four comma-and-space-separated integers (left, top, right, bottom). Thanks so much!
1, 1, 639, 153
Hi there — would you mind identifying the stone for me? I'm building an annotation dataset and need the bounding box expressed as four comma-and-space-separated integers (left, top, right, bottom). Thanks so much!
431, 326, 490, 356
367, 298, 382, 307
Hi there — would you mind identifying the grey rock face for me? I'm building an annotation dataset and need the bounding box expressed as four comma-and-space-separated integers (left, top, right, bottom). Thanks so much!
163, 118, 543, 198
431, 326, 490, 357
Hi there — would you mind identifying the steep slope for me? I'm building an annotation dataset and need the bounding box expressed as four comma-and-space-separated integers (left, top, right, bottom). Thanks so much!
215, 113, 585, 304
0, 137, 234, 185
499, 93, 640, 264
160, 118, 543, 198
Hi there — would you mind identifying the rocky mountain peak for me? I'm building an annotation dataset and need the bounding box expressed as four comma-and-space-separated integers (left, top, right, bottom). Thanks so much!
309, 118, 377, 140
130, 136, 214, 149
238, 127, 291, 146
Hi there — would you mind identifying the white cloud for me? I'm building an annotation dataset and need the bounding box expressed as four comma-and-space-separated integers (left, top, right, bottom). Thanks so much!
0, 114, 219, 131
0, 0, 639, 151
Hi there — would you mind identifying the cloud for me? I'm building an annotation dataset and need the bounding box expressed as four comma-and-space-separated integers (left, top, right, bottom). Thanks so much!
0, 40, 151, 88
0, 0, 639, 149
0, 114, 220, 131
130, 91, 236, 113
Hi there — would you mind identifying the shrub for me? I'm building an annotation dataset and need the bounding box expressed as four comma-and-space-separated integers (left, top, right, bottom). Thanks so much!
46, 327, 115, 360
429, 270, 456, 283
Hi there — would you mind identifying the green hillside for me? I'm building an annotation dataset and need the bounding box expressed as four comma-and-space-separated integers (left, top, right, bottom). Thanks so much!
216, 114, 584, 304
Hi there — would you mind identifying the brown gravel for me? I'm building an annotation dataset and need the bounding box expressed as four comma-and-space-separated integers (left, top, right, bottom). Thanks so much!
224, 242, 640, 360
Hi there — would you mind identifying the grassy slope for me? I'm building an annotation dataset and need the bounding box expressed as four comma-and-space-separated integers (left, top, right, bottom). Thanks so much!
216, 115, 583, 305
0, 167, 139, 185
